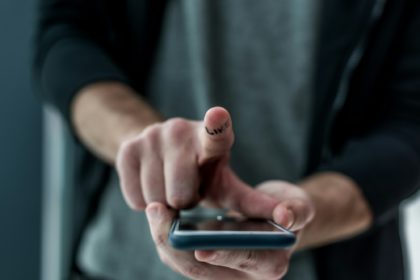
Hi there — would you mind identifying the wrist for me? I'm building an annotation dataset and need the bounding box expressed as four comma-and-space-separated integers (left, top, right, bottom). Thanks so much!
71, 81, 163, 164
296, 172, 373, 250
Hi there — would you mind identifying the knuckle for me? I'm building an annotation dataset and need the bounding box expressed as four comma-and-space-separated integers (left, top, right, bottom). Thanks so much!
154, 233, 167, 250
238, 251, 258, 271
142, 124, 161, 143
165, 118, 191, 139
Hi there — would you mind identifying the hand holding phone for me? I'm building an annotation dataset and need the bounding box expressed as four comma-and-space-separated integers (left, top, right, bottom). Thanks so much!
146, 202, 298, 279
145, 179, 314, 279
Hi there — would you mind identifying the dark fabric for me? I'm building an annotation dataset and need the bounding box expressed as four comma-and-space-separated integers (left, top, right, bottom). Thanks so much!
33, 0, 420, 279
33, 0, 129, 125
315, 216, 405, 280
321, 0, 420, 223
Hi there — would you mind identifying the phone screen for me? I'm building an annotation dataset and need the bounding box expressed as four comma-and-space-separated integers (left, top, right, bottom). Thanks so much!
177, 216, 288, 233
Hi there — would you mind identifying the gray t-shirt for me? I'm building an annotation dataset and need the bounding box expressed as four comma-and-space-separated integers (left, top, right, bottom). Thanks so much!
77, 1, 320, 279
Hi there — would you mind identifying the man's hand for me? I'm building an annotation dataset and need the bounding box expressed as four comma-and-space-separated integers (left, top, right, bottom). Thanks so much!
145, 181, 314, 280
116, 107, 280, 218
72, 82, 372, 279
115, 106, 316, 279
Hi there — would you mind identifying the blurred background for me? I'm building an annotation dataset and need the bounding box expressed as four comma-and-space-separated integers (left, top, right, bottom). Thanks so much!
0, 0, 418, 279
0, 0, 41, 279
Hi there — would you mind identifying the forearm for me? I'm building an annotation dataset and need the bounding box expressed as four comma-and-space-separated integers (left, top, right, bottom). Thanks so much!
297, 172, 373, 250
71, 81, 162, 164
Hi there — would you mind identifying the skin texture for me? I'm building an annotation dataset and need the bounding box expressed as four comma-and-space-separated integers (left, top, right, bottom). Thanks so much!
72, 81, 373, 279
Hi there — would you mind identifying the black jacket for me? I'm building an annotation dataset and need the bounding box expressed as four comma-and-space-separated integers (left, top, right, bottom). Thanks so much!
34, 0, 420, 279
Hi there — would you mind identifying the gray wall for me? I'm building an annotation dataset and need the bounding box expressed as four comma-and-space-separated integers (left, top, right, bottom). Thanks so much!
0, 0, 41, 279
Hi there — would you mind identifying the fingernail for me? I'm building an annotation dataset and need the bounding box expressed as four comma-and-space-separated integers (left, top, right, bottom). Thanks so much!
197, 250, 216, 261
286, 209, 295, 229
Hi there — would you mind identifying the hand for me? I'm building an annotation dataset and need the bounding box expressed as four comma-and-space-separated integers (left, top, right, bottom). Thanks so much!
145, 181, 314, 280
116, 107, 280, 218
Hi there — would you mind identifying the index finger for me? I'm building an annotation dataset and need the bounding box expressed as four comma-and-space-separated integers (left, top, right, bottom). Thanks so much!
199, 107, 235, 163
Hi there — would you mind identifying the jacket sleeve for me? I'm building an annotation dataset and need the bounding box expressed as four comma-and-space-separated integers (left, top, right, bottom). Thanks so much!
33, 0, 129, 123
322, 2, 420, 224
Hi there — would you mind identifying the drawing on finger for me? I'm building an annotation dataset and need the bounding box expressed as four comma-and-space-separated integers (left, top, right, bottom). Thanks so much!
205, 120, 230, 135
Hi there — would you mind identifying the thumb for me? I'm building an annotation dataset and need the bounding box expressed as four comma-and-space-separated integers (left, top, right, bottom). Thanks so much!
199, 107, 234, 162
272, 200, 314, 231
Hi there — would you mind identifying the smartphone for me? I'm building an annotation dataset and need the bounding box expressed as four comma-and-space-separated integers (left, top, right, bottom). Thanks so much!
168, 214, 296, 250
